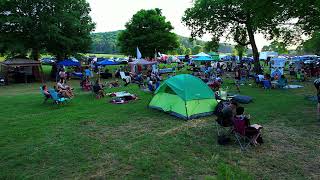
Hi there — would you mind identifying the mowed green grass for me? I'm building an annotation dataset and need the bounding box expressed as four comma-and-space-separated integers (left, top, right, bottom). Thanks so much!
0, 71, 319, 179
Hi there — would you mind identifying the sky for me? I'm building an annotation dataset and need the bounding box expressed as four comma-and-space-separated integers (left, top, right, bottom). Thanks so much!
87, 0, 270, 51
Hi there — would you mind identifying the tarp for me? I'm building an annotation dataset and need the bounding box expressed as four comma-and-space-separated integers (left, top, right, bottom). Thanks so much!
57, 59, 80, 67
129, 59, 157, 65
97, 60, 119, 66
150, 74, 217, 120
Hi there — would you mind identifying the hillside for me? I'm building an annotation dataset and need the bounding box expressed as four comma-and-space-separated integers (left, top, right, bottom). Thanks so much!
89, 31, 235, 55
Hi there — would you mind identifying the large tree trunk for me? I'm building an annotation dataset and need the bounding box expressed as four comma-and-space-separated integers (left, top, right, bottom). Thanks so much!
247, 25, 262, 74
31, 48, 40, 61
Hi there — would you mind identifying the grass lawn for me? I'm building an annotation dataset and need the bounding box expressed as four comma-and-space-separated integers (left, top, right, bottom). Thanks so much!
0, 68, 319, 179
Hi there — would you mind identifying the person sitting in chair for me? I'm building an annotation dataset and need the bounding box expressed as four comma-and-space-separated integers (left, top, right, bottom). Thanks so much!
93, 79, 105, 99
217, 101, 239, 127
57, 78, 74, 98
233, 107, 263, 145
81, 77, 92, 91
42, 85, 51, 99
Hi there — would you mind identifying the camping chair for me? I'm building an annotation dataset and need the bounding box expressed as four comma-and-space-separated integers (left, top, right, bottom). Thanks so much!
40, 87, 51, 103
215, 117, 233, 137
120, 72, 131, 85
48, 89, 69, 104
232, 118, 260, 151
214, 101, 234, 137
92, 85, 104, 99
262, 80, 271, 89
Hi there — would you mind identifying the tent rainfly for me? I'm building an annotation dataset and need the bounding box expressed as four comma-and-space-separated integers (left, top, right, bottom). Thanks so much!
149, 74, 218, 120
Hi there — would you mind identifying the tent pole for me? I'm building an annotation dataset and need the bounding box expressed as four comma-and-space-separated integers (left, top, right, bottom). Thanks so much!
185, 100, 189, 120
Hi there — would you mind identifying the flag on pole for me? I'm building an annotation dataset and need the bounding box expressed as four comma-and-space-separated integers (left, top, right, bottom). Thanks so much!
137, 47, 142, 59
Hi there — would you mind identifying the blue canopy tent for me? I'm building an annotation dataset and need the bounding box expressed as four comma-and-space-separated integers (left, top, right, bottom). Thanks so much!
57, 59, 81, 67
56, 59, 81, 81
96, 59, 119, 80
97, 59, 119, 66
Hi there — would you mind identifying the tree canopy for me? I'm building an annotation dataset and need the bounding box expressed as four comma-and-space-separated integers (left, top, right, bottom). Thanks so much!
262, 41, 288, 54
182, 0, 292, 72
204, 37, 219, 53
302, 32, 320, 55
90, 31, 121, 54
0, 0, 95, 60
118, 8, 179, 58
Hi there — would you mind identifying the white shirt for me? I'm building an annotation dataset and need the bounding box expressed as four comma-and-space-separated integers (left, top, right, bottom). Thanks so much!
258, 74, 264, 81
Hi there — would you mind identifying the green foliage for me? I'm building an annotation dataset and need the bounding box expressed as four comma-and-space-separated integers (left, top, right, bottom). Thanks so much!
192, 45, 203, 54
234, 44, 247, 60
262, 41, 289, 54
182, 0, 292, 73
303, 32, 320, 55
118, 9, 179, 57
185, 48, 192, 55
176, 46, 186, 55
90, 31, 121, 54
290, 0, 320, 33
262, 46, 272, 52
204, 38, 219, 52
0, 0, 95, 60
90, 31, 234, 55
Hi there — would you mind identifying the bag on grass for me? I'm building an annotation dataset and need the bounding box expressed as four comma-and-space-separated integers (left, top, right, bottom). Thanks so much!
233, 95, 253, 104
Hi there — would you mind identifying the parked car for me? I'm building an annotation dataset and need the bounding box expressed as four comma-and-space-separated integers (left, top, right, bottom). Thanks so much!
115, 58, 128, 64
304, 60, 316, 64
40, 57, 55, 65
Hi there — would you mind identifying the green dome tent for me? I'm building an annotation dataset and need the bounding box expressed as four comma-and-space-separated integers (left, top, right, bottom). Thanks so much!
149, 74, 218, 120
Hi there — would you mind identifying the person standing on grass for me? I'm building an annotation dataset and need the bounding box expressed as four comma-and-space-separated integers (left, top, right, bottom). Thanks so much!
84, 66, 93, 79
314, 78, 320, 120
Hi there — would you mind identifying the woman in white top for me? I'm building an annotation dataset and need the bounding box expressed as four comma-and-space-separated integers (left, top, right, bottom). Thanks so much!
59, 68, 67, 80
57, 78, 74, 98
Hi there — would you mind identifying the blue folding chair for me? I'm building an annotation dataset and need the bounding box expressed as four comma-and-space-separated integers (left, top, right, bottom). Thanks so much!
40, 87, 51, 103
49, 89, 70, 104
